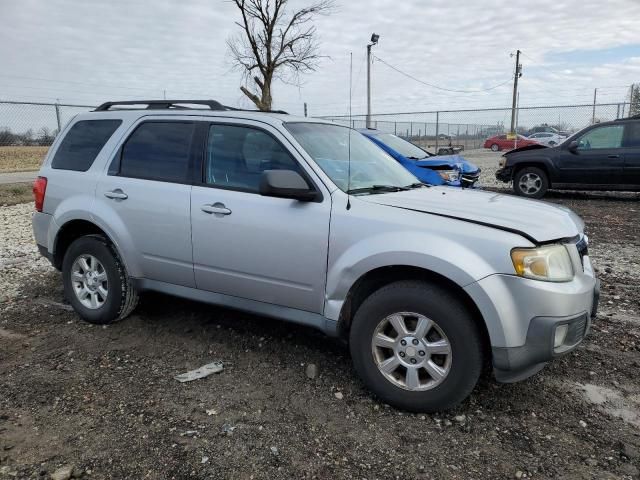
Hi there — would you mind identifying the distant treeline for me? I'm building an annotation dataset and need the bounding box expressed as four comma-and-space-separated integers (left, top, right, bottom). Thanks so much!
0, 127, 57, 146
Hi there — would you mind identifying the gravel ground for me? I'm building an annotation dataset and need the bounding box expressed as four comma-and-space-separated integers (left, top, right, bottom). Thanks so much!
1, 192, 639, 480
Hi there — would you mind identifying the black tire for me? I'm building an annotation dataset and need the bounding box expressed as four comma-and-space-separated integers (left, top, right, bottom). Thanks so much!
62, 235, 138, 325
490, 143, 500, 152
349, 281, 484, 412
513, 166, 549, 199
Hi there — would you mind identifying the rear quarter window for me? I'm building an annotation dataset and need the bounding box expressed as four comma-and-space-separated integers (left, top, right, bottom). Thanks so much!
51, 120, 122, 171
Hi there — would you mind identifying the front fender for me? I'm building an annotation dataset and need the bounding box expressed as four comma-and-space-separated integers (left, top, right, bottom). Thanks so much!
507, 155, 558, 179
323, 230, 500, 322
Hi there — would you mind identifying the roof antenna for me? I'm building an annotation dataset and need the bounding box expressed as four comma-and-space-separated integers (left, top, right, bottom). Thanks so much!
346, 51, 353, 211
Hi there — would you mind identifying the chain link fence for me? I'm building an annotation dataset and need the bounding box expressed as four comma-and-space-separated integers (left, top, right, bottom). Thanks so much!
320, 102, 632, 153
0, 101, 95, 146
0, 100, 633, 151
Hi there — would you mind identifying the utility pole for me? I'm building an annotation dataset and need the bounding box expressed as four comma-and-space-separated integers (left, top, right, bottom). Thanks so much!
366, 33, 380, 129
304, 102, 308, 117
54, 98, 61, 133
629, 83, 635, 117
515, 91, 520, 145
591, 88, 597, 123
509, 49, 521, 137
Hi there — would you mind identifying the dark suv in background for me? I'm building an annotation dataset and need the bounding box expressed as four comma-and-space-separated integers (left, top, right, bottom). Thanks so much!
496, 116, 640, 198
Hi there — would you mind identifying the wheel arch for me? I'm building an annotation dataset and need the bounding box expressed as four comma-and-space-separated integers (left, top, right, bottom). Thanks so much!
511, 160, 553, 183
53, 219, 129, 274
335, 265, 491, 355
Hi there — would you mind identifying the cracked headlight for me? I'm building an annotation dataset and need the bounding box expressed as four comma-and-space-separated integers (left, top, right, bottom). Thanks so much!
437, 170, 460, 182
511, 244, 574, 282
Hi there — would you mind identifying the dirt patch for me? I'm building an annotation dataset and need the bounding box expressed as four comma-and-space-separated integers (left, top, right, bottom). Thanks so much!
0, 195, 639, 479
0, 183, 33, 206
576, 383, 640, 428
0, 146, 48, 173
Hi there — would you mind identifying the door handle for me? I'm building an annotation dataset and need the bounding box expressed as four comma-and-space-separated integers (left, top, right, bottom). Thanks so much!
104, 189, 128, 200
201, 203, 232, 215
607, 155, 620, 159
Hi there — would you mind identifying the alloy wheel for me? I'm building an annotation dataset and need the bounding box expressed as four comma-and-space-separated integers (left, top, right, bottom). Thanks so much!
371, 312, 452, 391
518, 172, 542, 195
70, 254, 108, 309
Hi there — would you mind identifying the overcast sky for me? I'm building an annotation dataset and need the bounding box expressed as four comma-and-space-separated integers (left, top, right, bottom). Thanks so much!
1, 0, 639, 118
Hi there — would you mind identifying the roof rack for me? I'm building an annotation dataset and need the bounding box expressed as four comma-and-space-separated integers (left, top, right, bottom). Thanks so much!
93, 99, 289, 115
615, 114, 640, 121
94, 100, 230, 111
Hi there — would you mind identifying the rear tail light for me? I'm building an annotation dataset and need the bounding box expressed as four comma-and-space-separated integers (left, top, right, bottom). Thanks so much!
33, 176, 47, 212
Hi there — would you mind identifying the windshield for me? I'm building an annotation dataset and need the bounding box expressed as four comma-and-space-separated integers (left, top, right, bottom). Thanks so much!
285, 122, 418, 192
370, 133, 429, 159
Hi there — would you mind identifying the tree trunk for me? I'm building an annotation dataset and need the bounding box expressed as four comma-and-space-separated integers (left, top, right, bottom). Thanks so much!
240, 74, 272, 111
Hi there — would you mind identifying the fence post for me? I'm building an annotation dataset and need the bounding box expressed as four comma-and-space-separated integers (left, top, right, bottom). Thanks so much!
410, 123, 413, 141
394, 122, 397, 135
435, 111, 439, 153
55, 102, 62, 133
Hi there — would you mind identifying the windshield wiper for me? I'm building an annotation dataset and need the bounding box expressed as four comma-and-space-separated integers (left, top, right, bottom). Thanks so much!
347, 184, 409, 195
406, 156, 430, 160
405, 182, 430, 189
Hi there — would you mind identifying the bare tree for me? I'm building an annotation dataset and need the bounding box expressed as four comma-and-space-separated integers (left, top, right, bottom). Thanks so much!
227, 0, 333, 111
630, 83, 640, 117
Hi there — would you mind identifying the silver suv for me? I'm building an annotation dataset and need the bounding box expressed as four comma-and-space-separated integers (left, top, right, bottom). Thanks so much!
32, 100, 599, 412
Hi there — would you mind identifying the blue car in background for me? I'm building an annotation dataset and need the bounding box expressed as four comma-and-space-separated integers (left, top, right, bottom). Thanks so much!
359, 129, 481, 188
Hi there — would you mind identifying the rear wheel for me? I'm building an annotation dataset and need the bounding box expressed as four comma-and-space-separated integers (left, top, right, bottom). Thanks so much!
349, 281, 484, 412
490, 143, 500, 152
62, 235, 138, 324
513, 166, 549, 199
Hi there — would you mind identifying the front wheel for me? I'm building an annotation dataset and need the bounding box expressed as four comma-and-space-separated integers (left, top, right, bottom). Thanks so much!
490, 143, 500, 152
62, 235, 138, 324
349, 281, 484, 412
513, 166, 549, 199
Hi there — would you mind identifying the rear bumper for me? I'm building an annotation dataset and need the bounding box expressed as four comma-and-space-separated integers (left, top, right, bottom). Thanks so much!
32, 211, 56, 267
495, 166, 513, 182
37, 244, 55, 264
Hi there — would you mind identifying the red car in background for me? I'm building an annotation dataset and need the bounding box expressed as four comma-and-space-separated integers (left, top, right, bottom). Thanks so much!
484, 134, 540, 152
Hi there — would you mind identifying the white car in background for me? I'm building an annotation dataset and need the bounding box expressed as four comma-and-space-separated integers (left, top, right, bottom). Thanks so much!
527, 132, 567, 147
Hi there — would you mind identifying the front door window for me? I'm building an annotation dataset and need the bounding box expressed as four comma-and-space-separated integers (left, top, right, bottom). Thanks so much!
577, 125, 624, 150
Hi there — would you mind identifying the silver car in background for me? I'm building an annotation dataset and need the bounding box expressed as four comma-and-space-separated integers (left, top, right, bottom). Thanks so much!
32, 100, 599, 412
527, 132, 568, 147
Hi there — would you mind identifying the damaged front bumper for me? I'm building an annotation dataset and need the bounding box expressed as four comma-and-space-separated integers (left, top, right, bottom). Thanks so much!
495, 166, 513, 183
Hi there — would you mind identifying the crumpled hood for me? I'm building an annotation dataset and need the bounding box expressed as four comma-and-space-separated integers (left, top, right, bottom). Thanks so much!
505, 143, 548, 155
415, 154, 480, 174
360, 187, 583, 243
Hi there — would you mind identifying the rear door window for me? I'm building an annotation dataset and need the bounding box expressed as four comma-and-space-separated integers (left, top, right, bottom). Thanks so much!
52, 120, 122, 171
119, 122, 195, 183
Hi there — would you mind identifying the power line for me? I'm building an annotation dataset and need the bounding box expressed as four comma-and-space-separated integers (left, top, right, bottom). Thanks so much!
372, 55, 513, 94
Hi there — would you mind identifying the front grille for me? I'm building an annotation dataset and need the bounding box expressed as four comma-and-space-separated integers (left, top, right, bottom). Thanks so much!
564, 314, 587, 346
461, 171, 480, 186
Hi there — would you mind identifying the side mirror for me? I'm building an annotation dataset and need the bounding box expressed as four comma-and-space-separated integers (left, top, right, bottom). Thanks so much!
259, 170, 318, 201
568, 140, 579, 153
